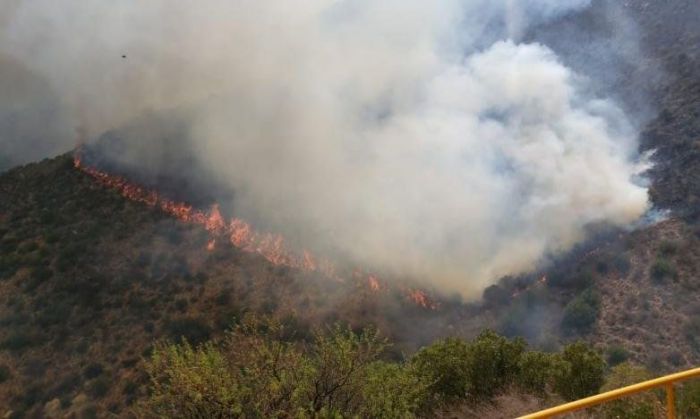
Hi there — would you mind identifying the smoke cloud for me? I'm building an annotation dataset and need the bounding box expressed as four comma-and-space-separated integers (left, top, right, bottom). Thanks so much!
0, 0, 649, 297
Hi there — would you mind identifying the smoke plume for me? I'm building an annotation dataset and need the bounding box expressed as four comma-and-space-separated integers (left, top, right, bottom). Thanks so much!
0, 0, 649, 297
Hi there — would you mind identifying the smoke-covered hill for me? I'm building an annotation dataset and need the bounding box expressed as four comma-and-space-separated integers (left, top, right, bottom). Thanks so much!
1, 0, 700, 416
0, 154, 492, 415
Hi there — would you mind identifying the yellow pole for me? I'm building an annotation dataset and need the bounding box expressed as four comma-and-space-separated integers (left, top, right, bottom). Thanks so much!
519, 367, 700, 419
666, 383, 676, 419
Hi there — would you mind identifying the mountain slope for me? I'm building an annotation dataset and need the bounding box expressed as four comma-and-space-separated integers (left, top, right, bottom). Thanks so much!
0, 154, 472, 416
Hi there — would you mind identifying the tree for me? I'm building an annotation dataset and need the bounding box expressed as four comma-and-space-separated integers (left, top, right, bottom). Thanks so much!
411, 331, 527, 404
140, 316, 396, 418
411, 337, 472, 403
554, 341, 606, 401
360, 362, 429, 418
468, 330, 526, 400
142, 341, 245, 418
223, 316, 313, 416
517, 351, 563, 396
306, 324, 388, 414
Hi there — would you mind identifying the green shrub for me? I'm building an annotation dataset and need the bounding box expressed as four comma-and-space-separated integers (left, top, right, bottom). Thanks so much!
0, 365, 10, 383
411, 330, 527, 403
679, 381, 700, 418
24, 267, 53, 292
659, 241, 678, 256
174, 298, 188, 312
361, 362, 428, 418
165, 317, 212, 345
599, 363, 657, 419
307, 324, 387, 413
684, 318, 700, 351
141, 341, 245, 417
89, 376, 111, 398
37, 300, 72, 328
468, 330, 526, 400
122, 380, 139, 396
606, 345, 630, 367
482, 284, 511, 307
548, 271, 593, 290
83, 363, 104, 379
562, 289, 600, 334
554, 341, 606, 401
411, 337, 472, 403
141, 316, 403, 418
651, 258, 676, 283
48, 373, 81, 400
517, 351, 562, 395
0, 331, 40, 352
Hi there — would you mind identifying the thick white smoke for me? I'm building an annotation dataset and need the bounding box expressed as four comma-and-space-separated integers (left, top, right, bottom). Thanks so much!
0, 0, 648, 297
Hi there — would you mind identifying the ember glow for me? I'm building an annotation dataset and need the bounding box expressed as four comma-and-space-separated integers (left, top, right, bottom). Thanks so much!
74, 150, 436, 309
511, 275, 548, 299
406, 289, 439, 310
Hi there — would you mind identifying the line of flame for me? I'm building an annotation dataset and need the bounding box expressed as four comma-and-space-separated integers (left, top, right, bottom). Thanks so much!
73, 151, 437, 309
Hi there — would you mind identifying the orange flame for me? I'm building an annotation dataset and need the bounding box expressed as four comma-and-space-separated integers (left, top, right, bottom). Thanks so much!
406, 289, 438, 309
73, 149, 436, 309
511, 275, 548, 299
368, 275, 381, 291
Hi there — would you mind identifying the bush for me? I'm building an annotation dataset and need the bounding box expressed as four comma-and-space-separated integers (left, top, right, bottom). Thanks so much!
517, 351, 562, 396
0, 365, 10, 383
24, 266, 53, 292
141, 316, 396, 418
548, 271, 593, 291
122, 380, 139, 396
411, 338, 472, 403
141, 341, 245, 417
165, 317, 212, 345
606, 345, 630, 367
467, 330, 526, 400
651, 258, 676, 283
659, 241, 678, 256
599, 363, 657, 419
83, 363, 104, 379
0, 331, 40, 352
562, 289, 600, 334
307, 324, 388, 413
411, 330, 527, 403
482, 284, 511, 307
554, 341, 606, 401
174, 298, 188, 312
679, 381, 700, 418
360, 362, 428, 418
89, 376, 111, 398
684, 318, 700, 350
140, 319, 616, 416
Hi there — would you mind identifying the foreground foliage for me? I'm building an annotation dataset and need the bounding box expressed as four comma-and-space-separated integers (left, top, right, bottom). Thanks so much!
141, 316, 608, 418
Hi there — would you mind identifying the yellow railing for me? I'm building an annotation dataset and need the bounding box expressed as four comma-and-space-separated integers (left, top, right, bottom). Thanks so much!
519, 367, 700, 419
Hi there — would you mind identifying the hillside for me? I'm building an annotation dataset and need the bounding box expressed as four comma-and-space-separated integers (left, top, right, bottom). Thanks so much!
0, 154, 481, 416
1, 0, 700, 417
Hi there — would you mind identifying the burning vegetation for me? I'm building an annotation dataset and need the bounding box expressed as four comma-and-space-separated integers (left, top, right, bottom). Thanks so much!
73, 148, 437, 309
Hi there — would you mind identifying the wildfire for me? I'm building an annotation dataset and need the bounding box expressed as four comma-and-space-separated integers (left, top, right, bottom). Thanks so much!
406, 289, 439, 310
368, 275, 381, 291
73, 149, 437, 309
511, 275, 548, 298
